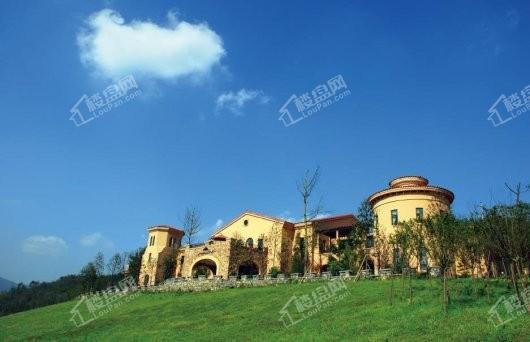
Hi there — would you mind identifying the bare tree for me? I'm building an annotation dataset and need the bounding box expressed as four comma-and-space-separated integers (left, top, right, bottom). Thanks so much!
182, 206, 202, 245
106, 253, 125, 276
504, 182, 530, 204
94, 252, 105, 277
297, 166, 324, 273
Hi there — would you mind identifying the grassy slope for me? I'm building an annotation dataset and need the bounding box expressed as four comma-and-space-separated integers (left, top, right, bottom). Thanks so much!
0, 279, 528, 341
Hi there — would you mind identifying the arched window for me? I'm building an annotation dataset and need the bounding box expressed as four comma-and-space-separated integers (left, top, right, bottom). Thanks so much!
246, 238, 254, 248
257, 238, 264, 250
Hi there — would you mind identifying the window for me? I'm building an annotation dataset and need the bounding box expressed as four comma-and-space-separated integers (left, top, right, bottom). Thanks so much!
391, 209, 398, 225
168, 237, 173, 247
257, 238, 264, 250
243, 219, 249, 226
148, 253, 152, 262
180, 256, 185, 265
416, 208, 424, 220
366, 236, 374, 248
246, 238, 254, 248
371, 215, 378, 234
149, 235, 155, 246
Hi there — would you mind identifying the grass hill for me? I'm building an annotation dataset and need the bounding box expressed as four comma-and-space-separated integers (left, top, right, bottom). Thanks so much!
0, 278, 528, 341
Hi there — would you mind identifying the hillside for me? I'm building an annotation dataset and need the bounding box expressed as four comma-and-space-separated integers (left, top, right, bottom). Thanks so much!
0, 277, 16, 292
0, 279, 528, 341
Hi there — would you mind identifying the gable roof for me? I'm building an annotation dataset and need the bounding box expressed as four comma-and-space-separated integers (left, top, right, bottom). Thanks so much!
211, 210, 289, 237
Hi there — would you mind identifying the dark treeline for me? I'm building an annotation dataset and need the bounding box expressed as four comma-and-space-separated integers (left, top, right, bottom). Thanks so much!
0, 248, 144, 317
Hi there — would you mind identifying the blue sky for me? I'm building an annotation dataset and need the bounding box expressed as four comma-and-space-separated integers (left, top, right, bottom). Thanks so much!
1, 1, 529, 283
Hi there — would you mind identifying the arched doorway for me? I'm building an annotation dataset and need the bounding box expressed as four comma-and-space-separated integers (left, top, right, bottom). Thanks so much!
191, 258, 218, 278
361, 258, 375, 274
143, 274, 149, 286
238, 260, 259, 276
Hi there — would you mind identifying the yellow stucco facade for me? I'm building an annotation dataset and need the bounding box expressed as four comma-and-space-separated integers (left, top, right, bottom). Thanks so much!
367, 176, 454, 274
139, 175, 456, 285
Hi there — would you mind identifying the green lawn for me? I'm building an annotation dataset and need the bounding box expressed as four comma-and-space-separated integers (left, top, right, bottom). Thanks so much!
0, 278, 528, 341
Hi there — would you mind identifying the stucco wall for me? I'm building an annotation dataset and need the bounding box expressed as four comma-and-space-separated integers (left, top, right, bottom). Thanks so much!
373, 194, 450, 237
214, 213, 287, 274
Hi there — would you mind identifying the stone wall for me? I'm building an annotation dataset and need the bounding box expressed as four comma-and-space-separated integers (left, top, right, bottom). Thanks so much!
176, 240, 232, 278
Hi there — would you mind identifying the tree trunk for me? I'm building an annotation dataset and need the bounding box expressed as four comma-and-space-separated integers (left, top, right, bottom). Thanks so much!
509, 262, 527, 313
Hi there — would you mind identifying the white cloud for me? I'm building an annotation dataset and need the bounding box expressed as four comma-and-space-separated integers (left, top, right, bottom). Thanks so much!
214, 219, 224, 228
78, 9, 225, 80
216, 88, 270, 115
22, 235, 67, 256
80, 232, 114, 249
209, 219, 224, 232
314, 213, 330, 219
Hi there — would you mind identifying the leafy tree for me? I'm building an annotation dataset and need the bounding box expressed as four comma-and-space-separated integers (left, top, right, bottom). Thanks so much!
80, 262, 98, 291
479, 203, 530, 312
162, 252, 177, 280
423, 211, 461, 313
291, 238, 305, 274
127, 247, 145, 283
394, 220, 423, 304
374, 232, 392, 269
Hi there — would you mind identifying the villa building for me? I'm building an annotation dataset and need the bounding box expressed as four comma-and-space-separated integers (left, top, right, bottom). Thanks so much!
139, 176, 454, 286
367, 176, 454, 274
